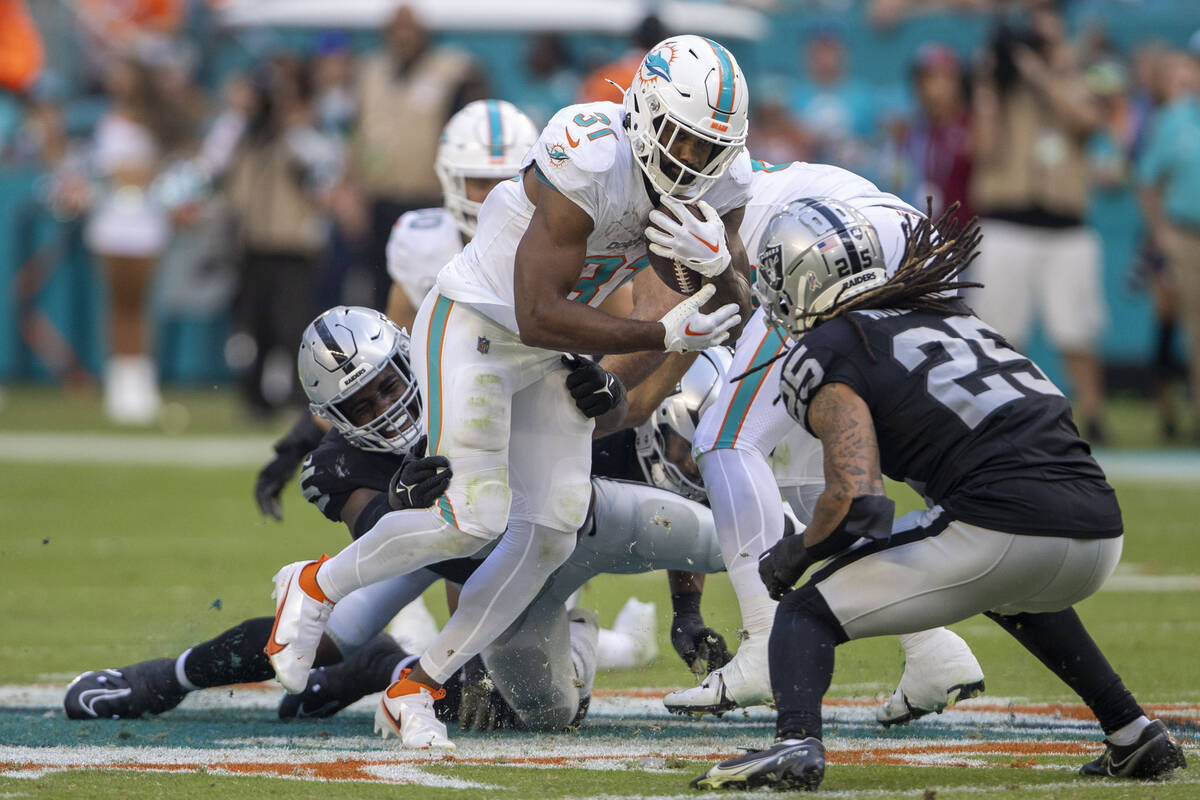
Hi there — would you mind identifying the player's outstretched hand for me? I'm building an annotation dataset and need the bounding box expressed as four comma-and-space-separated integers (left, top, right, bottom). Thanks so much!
254, 414, 326, 521
645, 196, 731, 278
659, 284, 741, 353
457, 658, 515, 731
255, 452, 297, 521
671, 613, 732, 678
387, 435, 452, 510
757, 535, 814, 601
561, 355, 626, 419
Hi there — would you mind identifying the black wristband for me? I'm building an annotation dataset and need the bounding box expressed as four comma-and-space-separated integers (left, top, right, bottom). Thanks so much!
805, 494, 895, 561
671, 591, 702, 618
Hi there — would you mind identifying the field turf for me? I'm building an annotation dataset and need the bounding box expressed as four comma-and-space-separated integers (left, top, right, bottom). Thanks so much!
0, 386, 1196, 798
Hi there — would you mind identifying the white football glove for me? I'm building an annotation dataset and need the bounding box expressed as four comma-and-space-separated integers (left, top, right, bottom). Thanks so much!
645, 196, 732, 279
659, 283, 742, 353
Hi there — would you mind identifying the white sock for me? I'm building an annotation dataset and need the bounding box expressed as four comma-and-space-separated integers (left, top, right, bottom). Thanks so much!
418, 520, 576, 683
595, 629, 638, 670
699, 449, 784, 643
174, 649, 200, 693
315, 508, 481, 602
390, 654, 420, 685
1108, 715, 1151, 746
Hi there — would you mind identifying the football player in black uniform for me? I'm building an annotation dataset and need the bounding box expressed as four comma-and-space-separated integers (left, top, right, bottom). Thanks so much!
694, 201, 1187, 790
64, 308, 730, 731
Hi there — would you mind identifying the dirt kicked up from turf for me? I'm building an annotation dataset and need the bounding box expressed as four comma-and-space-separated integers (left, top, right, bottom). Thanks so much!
2, 685, 1196, 787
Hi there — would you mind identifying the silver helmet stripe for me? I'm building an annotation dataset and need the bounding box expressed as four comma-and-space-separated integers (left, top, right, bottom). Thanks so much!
807, 200, 862, 274
313, 316, 355, 375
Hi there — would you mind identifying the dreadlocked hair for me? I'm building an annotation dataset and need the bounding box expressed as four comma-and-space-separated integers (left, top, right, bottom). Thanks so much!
797, 200, 984, 360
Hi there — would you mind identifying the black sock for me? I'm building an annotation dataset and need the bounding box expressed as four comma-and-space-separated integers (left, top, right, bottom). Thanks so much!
770, 585, 848, 741
182, 617, 276, 689
986, 608, 1144, 734
344, 633, 409, 694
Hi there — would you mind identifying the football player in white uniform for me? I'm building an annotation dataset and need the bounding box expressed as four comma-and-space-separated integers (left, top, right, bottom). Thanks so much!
384, 99, 540, 332
265, 35, 756, 750
666, 163, 984, 722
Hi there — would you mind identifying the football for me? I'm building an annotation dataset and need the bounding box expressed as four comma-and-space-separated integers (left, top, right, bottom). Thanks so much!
647, 201, 705, 296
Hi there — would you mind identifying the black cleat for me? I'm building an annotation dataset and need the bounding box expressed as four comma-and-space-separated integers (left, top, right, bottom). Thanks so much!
1080, 719, 1187, 779
278, 634, 405, 719
278, 663, 363, 719
64, 658, 186, 720
691, 738, 825, 791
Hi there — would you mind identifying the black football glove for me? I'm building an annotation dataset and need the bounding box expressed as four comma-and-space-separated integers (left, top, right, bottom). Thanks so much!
561, 354, 626, 419
758, 535, 815, 602
670, 613, 732, 678
456, 657, 518, 731
254, 413, 325, 521
387, 435, 452, 511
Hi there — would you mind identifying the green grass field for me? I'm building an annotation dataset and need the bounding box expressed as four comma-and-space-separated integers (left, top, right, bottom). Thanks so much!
1, 386, 1196, 798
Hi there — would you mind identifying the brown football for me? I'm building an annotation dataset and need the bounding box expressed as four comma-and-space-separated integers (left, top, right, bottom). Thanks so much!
646, 201, 705, 296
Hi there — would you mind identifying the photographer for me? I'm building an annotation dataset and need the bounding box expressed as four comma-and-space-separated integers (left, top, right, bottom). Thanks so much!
225, 56, 343, 416
968, 0, 1108, 441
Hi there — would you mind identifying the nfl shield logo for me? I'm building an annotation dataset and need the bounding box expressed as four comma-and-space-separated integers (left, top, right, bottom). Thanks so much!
477, 336, 490, 355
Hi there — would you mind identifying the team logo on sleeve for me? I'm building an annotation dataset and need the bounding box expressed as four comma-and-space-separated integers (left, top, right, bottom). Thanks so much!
545, 143, 569, 166
639, 44, 676, 85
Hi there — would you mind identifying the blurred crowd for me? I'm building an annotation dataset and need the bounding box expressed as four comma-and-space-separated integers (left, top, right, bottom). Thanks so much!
2, 0, 1200, 442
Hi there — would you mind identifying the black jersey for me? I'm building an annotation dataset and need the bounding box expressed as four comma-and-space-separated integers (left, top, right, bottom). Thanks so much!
779, 308, 1122, 538
300, 429, 402, 524
299, 429, 482, 583
591, 428, 645, 483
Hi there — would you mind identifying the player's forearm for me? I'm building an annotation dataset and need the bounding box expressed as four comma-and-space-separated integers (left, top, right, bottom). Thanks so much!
710, 263, 752, 340
516, 296, 665, 353
668, 570, 705, 595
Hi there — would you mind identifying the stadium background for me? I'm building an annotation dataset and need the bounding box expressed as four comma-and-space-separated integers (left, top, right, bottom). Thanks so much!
2, 0, 1200, 392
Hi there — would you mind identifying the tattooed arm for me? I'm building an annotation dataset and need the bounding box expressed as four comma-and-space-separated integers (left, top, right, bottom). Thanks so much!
802, 382, 886, 550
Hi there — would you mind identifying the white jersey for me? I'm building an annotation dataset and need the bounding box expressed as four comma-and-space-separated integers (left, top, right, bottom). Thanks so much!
740, 159, 922, 277
386, 207, 464, 309
436, 101, 754, 333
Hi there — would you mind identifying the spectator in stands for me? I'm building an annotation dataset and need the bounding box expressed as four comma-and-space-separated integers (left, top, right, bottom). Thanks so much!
881, 43, 973, 224
225, 57, 341, 417
968, 0, 1108, 442
311, 30, 363, 307
1137, 46, 1200, 444
578, 14, 665, 104
85, 55, 190, 425
348, 4, 486, 308
787, 27, 877, 177
868, 0, 991, 32
517, 33, 580, 127
1126, 43, 1185, 441
747, 79, 813, 166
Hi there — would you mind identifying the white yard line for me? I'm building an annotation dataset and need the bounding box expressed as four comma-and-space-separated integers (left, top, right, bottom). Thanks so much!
0, 432, 273, 467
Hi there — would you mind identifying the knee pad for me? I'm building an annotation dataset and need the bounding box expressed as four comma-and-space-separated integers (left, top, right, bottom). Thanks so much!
546, 472, 592, 533
448, 366, 511, 452
776, 583, 850, 645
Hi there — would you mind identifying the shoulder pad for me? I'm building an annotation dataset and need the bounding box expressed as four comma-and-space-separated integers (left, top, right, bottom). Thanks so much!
526, 103, 625, 205
386, 208, 459, 284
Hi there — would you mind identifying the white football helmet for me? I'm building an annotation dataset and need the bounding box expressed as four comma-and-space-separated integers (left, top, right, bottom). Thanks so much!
754, 198, 886, 337
635, 347, 733, 501
435, 98, 538, 237
624, 35, 749, 201
298, 306, 422, 453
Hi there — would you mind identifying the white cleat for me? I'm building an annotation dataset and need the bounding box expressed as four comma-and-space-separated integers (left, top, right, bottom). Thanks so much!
374, 670, 455, 750
613, 597, 659, 667
664, 638, 773, 716
265, 558, 333, 694
876, 628, 985, 727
